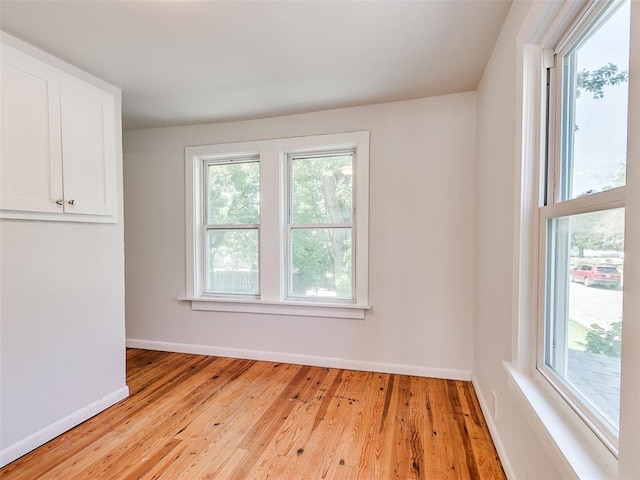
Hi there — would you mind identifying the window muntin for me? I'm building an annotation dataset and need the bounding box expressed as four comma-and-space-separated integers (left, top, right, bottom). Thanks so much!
288, 153, 355, 300
204, 158, 259, 295
558, 0, 630, 201
540, 0, 630, 451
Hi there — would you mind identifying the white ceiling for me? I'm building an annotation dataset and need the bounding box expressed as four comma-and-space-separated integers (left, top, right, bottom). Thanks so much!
0, 1, 512, 130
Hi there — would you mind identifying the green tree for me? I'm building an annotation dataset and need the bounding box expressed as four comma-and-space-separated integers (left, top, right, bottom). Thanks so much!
576, 63, 628, 99
571, 209, 624, 258
570, 64, 628, 257
207, 155, 354, 297
207, 161, 260, 292
290, 155, 353, 297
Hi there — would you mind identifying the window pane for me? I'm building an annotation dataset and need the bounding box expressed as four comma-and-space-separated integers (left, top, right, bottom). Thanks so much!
545, 208, 624, 429
290, 228, 352, 299
207, 161, 259, 224
560, 1, 629, 200
206, 229, 258, 294
291, 154, 353, 224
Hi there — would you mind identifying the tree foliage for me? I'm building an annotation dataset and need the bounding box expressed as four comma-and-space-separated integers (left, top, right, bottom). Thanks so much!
570, 63, 627, 256
571, 209, 624, 257
207, 161, 260, 226
576, 63, 628, 99
206, 155, 354, 297
206, 161, 260, 293
290, 155, 353, 297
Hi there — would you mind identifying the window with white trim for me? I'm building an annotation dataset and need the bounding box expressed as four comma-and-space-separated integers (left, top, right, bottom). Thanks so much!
539, 0, 630, 453
287, 151, 355, 301
204, 157, 260, 296
183, 131, 370, 319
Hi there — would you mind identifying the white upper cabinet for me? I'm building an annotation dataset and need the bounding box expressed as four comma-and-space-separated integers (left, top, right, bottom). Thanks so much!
1, 46, 63, 214
1, 43, 118, 222
61, 77, 116, 217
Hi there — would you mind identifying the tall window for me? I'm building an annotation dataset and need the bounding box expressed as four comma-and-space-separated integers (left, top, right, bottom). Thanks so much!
540, 0, 629, 451
184, 132, 369, 318
288, 152, 354, 300
204, 157, 259, 295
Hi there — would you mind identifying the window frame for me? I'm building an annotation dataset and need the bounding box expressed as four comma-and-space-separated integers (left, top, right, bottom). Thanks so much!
504, 0, 639, 476
537, 200, 625, 453
202, 155, 260, 297
285, 149, 357, 303
182, 131, 370, 319
536, 0, 629, 454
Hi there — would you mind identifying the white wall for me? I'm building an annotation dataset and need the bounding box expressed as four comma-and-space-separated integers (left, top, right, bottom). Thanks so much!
474, 2, 561, 478
0, 37, 127, 466
124, 93, 476, 378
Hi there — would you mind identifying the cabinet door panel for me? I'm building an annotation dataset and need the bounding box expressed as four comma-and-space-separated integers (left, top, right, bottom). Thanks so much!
1, 46, 63, 213
61, 77, 116, 217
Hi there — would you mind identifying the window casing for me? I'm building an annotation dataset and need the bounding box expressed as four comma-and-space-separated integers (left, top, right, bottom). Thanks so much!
183, 131, 370, 319
537, 0, 630, 454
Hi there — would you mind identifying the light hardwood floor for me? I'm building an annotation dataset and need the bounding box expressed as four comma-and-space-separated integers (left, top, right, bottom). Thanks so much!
0, 349, 505, 479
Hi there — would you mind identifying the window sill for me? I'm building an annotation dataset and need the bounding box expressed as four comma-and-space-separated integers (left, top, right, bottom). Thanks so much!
178, 297, 370, 319
503, 362, 617, 479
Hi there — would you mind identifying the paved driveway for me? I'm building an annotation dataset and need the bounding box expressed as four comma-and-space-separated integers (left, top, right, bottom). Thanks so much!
569, 281, 622, 329
563, 281, 622, 429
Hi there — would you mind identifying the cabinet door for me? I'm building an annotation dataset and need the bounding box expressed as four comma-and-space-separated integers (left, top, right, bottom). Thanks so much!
61, 77, 116, 217
1, 45, 64, 213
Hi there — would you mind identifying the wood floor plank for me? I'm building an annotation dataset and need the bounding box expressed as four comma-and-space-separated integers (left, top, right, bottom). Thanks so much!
33, 355, 227, 480
139, 361, 291, 479
286, 369, 370, 479
266, 368, 341, 458
173, 363, 310, 480
228, 365, 330, 479
0, 352, 209, 480
458, 382, 505, 479
70, 357, 252, 480
350, 373, 393, 479
0, 349, 505, 480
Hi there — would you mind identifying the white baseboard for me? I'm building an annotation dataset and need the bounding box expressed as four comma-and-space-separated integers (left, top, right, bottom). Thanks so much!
471, 376, 516, 479
0, 386, 129, 468
343, 358, 470, 380
126, 338, 471, 381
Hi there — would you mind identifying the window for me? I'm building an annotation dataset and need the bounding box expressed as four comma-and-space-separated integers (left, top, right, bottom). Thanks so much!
183, 132, 369, 319
288, 152, 354, 300
539, 0, 630, 452
204, 158, 260, 295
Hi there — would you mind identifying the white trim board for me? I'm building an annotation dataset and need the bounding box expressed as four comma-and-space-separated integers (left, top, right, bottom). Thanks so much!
126, 339, 472, 381
472, 376, 517, 480
0, 386, 129, 468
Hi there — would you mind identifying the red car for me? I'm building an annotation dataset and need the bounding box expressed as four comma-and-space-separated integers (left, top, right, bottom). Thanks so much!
570, 264, 621, 288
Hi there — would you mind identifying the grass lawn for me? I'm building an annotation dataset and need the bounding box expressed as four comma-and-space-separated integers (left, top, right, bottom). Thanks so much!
569, 319, 588, 351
